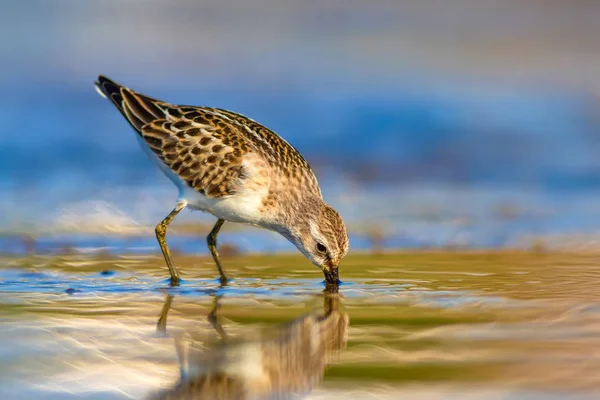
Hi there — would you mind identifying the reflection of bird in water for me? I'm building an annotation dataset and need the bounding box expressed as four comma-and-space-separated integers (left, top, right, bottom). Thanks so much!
148, 289, 348, 400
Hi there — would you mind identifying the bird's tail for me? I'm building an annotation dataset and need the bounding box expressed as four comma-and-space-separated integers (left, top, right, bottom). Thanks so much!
94, 75, 167, 132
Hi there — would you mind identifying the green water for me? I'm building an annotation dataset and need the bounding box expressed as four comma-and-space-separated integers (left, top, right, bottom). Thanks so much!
0, 252, 599, 399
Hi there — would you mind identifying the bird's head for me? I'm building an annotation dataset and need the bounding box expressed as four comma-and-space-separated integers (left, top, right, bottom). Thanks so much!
287, 201, 349, 285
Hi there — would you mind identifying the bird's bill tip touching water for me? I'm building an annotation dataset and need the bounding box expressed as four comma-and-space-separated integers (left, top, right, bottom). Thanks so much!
323, 264, 339, 285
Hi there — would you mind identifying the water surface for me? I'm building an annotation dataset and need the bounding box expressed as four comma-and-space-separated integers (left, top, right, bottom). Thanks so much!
0, 252, 599, 399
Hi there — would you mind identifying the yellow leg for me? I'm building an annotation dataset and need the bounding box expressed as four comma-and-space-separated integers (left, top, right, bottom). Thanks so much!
207, 219, 228, 285
155, 202, 186, 286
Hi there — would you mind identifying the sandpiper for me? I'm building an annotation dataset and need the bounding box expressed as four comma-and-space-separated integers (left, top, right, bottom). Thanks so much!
95, 76, 349, 286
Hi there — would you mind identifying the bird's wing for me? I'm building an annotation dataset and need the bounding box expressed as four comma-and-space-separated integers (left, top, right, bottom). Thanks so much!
96, 75, 262, 198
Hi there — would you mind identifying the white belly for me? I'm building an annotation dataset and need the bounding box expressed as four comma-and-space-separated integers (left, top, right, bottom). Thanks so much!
180, 183, 265, 224
135, 134, 266, 224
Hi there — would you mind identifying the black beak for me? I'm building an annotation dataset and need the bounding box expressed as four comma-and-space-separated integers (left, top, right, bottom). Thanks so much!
324, 265, 339, 285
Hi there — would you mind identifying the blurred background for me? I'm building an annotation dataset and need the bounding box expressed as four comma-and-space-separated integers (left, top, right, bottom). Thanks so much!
3, 0, 600, 255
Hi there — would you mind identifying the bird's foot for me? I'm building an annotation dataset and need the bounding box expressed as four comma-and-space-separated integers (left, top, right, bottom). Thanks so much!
218, 276, 229, 287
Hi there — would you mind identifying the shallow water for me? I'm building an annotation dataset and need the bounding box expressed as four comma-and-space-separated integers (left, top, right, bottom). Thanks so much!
1, 252, 599, 399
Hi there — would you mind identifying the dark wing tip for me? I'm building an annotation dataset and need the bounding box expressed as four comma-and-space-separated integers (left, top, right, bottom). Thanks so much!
95, 75, 123, 101
96, 75, 168, 133
96, 75, 119, 87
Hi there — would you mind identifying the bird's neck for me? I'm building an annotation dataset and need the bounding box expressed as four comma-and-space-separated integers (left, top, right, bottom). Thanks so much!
261, 196, 321, 241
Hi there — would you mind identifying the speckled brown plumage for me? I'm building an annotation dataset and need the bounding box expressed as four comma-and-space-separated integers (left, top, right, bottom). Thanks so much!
95, 75, 349, 285
96, 76, 318, 199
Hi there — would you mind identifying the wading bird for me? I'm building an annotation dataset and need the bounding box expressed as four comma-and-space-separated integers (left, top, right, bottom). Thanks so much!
95, 76, 349, 285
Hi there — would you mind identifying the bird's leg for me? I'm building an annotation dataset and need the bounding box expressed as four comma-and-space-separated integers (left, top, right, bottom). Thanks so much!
156, 202, 186, 286
207, 218, 228, 285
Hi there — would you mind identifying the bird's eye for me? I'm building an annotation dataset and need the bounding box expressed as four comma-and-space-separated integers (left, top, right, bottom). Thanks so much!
316, 242, 327, 253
